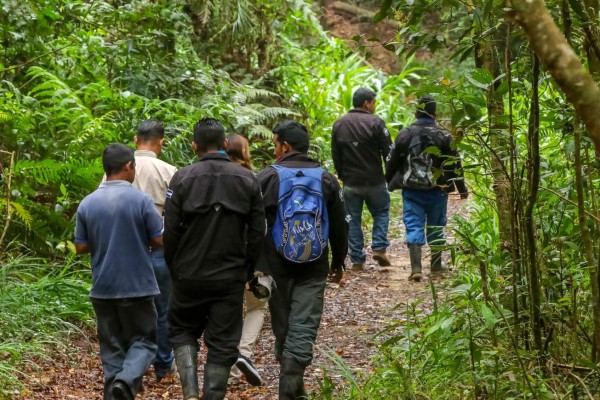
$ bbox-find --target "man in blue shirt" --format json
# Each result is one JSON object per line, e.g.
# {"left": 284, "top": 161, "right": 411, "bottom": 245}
{"left": 75, "top": 143, "right": 164, "bottom": 400}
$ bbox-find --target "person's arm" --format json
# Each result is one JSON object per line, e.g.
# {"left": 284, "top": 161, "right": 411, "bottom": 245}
{"left": 245, "top": 178, "right": 267, "bottom": 275}
{"left": 331, "top": 126, "right": 343, "bottom": 180}
{"left": 143, "top": 196, "right": 164, "bottom": 249}
{"left": 149, "top": 235, "right": 163, "bottom": 248}
{"left": 74, "top": 204, "right": 90, "bottom": 254}
{"left": 385, "top": 128, "right": 407, "bottom": 183}
{"left": 377, "top": 119, "right": 393, "bottom": 161}
{"left": 163, "top": 173, "right": 184, "bottom": 267}
{"left": 443, "top": 135, "right": 468, "bottom": 198}
{"left": 75, "top": 242, "right": 90, "bottom": 254}
{"left": 325, "top": 174, "right": 348, "bottom": 271}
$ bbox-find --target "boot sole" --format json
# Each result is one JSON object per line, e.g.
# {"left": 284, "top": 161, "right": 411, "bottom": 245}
{"left": 235, "top": 358, "right": 262, "bottom": 386}
{"left": 408, "top": 273, "right": 422, "bottom": 282}
{"left": 373, "top": 254, "right": 391, "bottom": 267}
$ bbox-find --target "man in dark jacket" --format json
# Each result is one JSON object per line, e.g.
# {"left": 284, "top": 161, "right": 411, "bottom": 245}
{"left": 332, "top": 87, "right": 393, "bottom": 270}
{"left": 257, "top": 120, "right": 348, "bottom": 399}
{"left": 386, "top": 96, "right": 468, "bottom": 281}
{"left": 163, "top": 118, "right": 265, "bottom": 400}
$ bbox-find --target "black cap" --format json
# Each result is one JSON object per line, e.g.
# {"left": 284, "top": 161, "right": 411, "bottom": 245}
{"left": 272, "top": 120, "right": 309, "bottom": 154}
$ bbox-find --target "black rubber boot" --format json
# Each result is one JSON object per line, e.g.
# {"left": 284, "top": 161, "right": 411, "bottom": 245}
{"left": 174, "top": 345, "right": 199, "bottom": 400}
{"left": 279, "top": 357, "right": 307, "bottom": 400}
{"left": 408, "top": 244, "right": 423, "bottom": 282}
{"left": 202, "top": 363, "right": 230, "bottom": 400}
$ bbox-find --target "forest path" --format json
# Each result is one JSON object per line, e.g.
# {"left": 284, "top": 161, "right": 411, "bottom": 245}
{"left": 20, "top": 197, "right": 467, "bottom": 400}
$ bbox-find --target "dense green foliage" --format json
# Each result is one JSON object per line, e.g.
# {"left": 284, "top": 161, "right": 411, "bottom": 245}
{"left": 2, "top": 0, "right": 600, "bottom": 398}
{"left": 0, "top": 0, "right": 416, "bottom": 393}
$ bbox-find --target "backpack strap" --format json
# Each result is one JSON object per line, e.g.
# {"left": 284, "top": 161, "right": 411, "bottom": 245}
{"left": 272, "top": 165, "right": 324, "bottom": 183}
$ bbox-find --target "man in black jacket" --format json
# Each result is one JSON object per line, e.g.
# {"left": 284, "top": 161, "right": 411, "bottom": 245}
{"left": 257, "top": 120, "right": 348, "bottom": 399}
{"left": 163, "top": 118, "right": 265, "bottom": 400}
{"left": 332, "top": 87, "right": 393, "bottom": 270}
{"left": 385, "top": 96, "right": 468, "bottom": 281}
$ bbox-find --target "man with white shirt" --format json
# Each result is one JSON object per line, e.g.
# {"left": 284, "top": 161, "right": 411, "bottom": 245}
{"left": 133, "top": 119, "right": 177, "bottom": 381}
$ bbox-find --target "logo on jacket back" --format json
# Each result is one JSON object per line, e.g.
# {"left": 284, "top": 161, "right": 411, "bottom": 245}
{"left": 403, "top": 127, "right": 441, "bottom": 189}
{"left": 271, "top": 165, "right": 329, "bottom": 263}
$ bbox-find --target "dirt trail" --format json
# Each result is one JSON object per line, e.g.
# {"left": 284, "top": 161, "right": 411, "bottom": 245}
{"left": 19, "top": 198, "right": 467, "bottom": 400}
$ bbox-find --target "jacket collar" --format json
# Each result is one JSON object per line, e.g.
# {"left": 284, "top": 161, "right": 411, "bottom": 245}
{"left": 349, "top": 108, "right": 371, "bottom": 115}
{"left": 276, "top": 151, "right": 318, "bottom": 164}
{"left": 199, "top": 151, "right": 231, "bottom": 162}
{"left": 415, "top": 117, "right": 436, "bottom": 125}
{"left": 100, "top": 180, "right": 132, "bottom": 188}
{"left": 134, "top": 149, "right": 157, "bottom": 158}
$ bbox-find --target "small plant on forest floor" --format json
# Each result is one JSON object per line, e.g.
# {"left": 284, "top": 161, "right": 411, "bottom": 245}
{"left": 314, "top": 272, "right": 568, "bottom": 399}
{"left": 0, "top": 252, "right": 93, "bottom": 395}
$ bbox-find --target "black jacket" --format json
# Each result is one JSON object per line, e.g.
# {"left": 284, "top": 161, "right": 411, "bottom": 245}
{"left": 163, "top": 152, "right": 265, "bottom": 282}
{"left": 331, "top": 109, "right": 392, "bottom": 187}
{"left": 257, "top": 152, "right": 348, "bottom": 277}
{"left": 385, "top": 120, "right": 468, "bottom": 194}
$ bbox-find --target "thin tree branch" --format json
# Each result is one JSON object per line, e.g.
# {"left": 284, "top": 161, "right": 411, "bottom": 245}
{"left": 0, "top": 150, "right": 15, "bottom": 250}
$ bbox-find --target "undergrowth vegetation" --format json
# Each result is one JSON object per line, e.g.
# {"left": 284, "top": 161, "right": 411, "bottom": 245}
{"left": 2, "top": 0, "right": 600, "bottom": 398}
{"left": 0, "top": 252, "right": 92, "bottom": 392}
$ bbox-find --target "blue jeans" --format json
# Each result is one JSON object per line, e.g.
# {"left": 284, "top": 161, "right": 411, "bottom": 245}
{"left": 343, "top": 184, "right": 390, "bottom": 264}
{"left": 151, "top": 249, "right": 174, "bottom": 372}
{"left": 91, "top": 296, "right": 157, "bottom": 400}
{"left": 402, "top": 188, "right": 448, "bottom": 246}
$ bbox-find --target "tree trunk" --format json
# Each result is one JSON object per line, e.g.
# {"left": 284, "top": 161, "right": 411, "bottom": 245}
{"left": 474, "top": 32, "right": 513, "bottom": 252}
{"left": 573, "top": 120, "right": 600, "bottom": 362}
{"left": 508, "top": 0, "right": 600, "bottom": 153}
{"left": 525, "top": 54, "right": 543, "bottom": 352}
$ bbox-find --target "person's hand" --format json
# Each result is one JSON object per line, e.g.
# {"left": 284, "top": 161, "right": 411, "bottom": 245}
{"left": 329, "top": 265, "right": 344, "bottom": 283}
{"left": 460, "top": 192, "right": 469, "bottom": 200}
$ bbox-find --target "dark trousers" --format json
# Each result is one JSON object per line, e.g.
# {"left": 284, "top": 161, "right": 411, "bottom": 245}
{"left": 169, "top": 279, "right": 244, "bottom": 367}
{"left": 91, "top": 296, "right": 158, "bottom": 400}
{"left": 268, "top": 270, "right": 327, "bottom": 367}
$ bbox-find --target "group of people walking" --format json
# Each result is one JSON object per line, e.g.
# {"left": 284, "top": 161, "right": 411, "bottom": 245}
{"left": 73, "top": 89, "right": 467, "bottom": 400}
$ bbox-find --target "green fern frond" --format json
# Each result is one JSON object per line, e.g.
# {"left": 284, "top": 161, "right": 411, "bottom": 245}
{"left": 232, "top": 0, "right": 256, "bottom": 36}
{"left": 244, "top": 88, "right": 280, "bottom": 102}
{"left": 247, "top": 124, "right": 273, "bottom": 140}
{"left": 15, "top": 160, "right": 67, "bottom": 185}
{"left": 260, "top": 106, "right": 300, "bottom": 119}
{"left": 9, "top": 201, "right": 32, "bottom": 228}
{"left": 200, "top": 0, "right": 213, "bottom": 26}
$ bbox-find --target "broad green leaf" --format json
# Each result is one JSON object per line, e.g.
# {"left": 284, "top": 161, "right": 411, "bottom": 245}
{"left": 481, "top": 303, "right": 497, "bottom": 330}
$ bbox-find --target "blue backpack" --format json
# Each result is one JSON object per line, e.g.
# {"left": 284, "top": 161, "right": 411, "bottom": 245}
{"left": 271, "top": 165, "right": 329, "bottom": 263}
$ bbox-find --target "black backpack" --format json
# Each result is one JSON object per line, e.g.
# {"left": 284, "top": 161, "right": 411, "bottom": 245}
{"left": 402, "top": 126, "right": 441, "bottom": 189}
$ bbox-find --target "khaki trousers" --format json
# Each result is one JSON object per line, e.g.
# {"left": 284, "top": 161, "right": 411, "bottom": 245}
{"left": 230, "top": 290, "right": 268, "bottom": 380}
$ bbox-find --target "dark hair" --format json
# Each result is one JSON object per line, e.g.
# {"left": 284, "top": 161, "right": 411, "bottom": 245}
{"left": 352, "top": 87, "right": 376, "bottom": 108}
{"left": 416, "top": 96, "right": 436, "bottom": 119}
{"left": 193, "top": 118, "right": 225, "bottom": 152}
{"left": 137, "top": 119, "right": 164, "bottom": 142}
{"left": 272, "top": 120, "right": 310, "bottom": 154}
{"left": 226, "top": 134, "right": 253, "bottom": 170}
{"left": 103, "top": 143, "right": 134, "bottom": 176}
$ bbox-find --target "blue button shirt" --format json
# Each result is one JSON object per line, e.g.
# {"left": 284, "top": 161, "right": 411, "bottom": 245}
{"left": 75, "top": 180, "right": 162, "bottom": 299}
